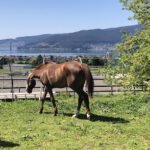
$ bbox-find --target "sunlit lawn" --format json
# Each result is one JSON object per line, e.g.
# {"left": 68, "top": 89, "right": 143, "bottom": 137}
{"left": 0, "top": 94, "right": 150, "bottom": 149}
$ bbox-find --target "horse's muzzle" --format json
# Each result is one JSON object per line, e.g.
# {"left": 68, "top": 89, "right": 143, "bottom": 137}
{"left": 26, "top": 88, "right": 32, "bottom": 94}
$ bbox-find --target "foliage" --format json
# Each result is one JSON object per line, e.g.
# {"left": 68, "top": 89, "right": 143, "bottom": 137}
{"left": 82, "top": 56, "right": 107, "bottom": 66}
{"left": 0, "top": 57, "right": 9, "bottom": 65}
{"left": 0, "top": 94, "right": 149, "bottom": 149}
{"left": 106, "top": 0, "right": 150, "bottom": 90}
{"left": 31, "top": 55, "right": 43, "bottom": 67}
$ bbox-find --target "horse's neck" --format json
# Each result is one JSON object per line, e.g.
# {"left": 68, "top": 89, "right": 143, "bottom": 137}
{"left": 31, "top": 69, "right": 41, "bottom": 79}
{"left": 31, "top": 62, "right": 56, "bottom": 79}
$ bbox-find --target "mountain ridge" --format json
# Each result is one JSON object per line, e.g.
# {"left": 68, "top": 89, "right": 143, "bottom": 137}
{"left": 0, "top": 24, "right": 141, "bottom": 52}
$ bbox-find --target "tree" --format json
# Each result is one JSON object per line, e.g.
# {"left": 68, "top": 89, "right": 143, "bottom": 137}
{"left": 0, "top": 57, "right": 9, "bottom": 65}
{"left": 31, "top": 55, "right": 43, "bottom": 66}
{"left": 106, "top": 0, "right": 150, "bottom": 89}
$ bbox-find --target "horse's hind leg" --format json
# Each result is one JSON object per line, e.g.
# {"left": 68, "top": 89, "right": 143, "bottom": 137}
{"left": 49, "top": 90, "right": 58, "bottom": 116}
{"left": 39, "top": 89, "right": 47, "bottom": 114}
{"left": 72, "top": 95, "right": 83, "bottom": 118}
{"left": 72, "top": 90, "right": 91, "bottom": 119}
{"left": 82, "top": 91, "right": 91, "bottom": 120}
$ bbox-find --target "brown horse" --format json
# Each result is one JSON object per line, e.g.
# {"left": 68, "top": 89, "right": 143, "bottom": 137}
{"left": 26, "top": 61, "right": 94, "bottom": 119}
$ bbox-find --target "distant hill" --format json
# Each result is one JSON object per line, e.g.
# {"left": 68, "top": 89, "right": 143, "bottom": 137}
{"left": 0, "top": 34, "right": 51, "bottom": 50}
{"left": 0, "top": 25, "right": 141, "bottom": 53}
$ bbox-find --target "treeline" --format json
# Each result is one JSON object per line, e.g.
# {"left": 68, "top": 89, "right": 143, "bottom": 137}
{"left": 82, "top": 56, "right": 107, "bottom": 66}
{"left": 0, "top": 55, "right": 107, "bottom": 68}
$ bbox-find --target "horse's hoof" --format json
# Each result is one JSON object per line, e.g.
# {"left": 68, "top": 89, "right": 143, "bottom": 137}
{"left": 72, "top": 114, "right": 78, "bottom": 118}
{"left": 53, "top": 113, "right": 57, "bottom": 116}
{"left": 87, "top": 113, "right": 91, "bottom": 120}
{"left": 54, "top": 109, "right": 58, "bottom": 116}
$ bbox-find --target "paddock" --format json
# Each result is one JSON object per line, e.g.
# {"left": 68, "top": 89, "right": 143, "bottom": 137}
{"left": 0, "top": 68, "right": 149, "bottom": 149}
{"left": 0, "top": 94, "right": 149, "bottom": 149}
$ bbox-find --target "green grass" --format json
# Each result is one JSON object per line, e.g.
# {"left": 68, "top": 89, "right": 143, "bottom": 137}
{"left": 0, "top": 68, "right": 30, "bottom": 74}
{"left": 0, "top": 94, "right": 150, "bottom": 149}
{"left": 89, "top": 66, "right": 104, "bottom": 75}
{"left": 0, "top": 69, "right": 10, "bottom": 74}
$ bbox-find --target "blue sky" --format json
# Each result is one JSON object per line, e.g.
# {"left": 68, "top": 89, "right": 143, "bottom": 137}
{"left": 0, "top": 0, "right": 137, "bottom": 39}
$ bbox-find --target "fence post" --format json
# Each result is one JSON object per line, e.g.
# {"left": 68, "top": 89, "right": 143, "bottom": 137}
{"left": 111, "top": 81, "right": 113, "bottom": 95}
{"left": 66, "top": 87, "right": 71, "bottom": 97}
{"left": 133, "top": 85, "right": 136, "bottom": 95}
{"left": 8, "top": 63, "right": 14, "bottom": 101}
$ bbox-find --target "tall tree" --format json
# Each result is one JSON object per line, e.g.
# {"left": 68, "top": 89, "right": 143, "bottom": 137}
{"left": 106, "top": 0, "right": 150, "bottom": 89}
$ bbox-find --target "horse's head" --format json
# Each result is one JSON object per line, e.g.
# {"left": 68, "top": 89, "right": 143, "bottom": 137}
{"left": 26, "top": 76, "right": 36, "bottom": 93}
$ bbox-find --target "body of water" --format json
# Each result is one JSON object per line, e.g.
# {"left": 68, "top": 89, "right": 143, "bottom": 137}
{"left": 0, "top": 50, "right": 105, "bottom": 57}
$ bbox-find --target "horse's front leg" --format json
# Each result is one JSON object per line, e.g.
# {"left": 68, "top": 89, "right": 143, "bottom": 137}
{"left": 49, "top": 90, "right": 58, "bottom": 116}
{"left": 39, "top": 89, "right": 47, "bottom": 114}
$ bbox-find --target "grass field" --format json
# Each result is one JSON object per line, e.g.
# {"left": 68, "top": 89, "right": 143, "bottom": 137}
{"left": 0, "top": 94, "right": 150, "bottom": 149}
{"left": 89, "top": 66, "right": 104, "bottom": 75}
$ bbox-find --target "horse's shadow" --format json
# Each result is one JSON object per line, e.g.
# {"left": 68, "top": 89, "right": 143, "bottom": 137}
{"left": 63, "top": 113, "right": 129, "bottom": 123}
{"left": 43, "top": 111, "right": 129, "bottom": 123}
{"left": 0, "top": 140, "right": 20, "bottom": 148}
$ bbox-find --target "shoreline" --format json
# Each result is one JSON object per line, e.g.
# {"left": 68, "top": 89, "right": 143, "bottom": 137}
{"left": 0, "top": 52, "right": 105, "bottom": 57}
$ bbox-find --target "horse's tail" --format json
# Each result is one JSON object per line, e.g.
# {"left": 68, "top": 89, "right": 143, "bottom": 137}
{"left": 82, "top": 63, "right": 94, "bottom": 98}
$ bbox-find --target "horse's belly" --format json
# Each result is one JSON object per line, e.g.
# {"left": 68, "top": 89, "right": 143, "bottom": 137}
{"left": 52, "top": 80, "right": 67, "bottom": 88}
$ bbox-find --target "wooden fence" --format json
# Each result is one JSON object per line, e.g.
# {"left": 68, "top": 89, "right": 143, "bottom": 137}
{"left": 0, "top": 76, "right": 147, "bottom": 100}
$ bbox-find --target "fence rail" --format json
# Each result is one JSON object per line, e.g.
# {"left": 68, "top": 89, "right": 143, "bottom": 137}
{"left": 0, "top": 76, "right": 147, "bottom": 100}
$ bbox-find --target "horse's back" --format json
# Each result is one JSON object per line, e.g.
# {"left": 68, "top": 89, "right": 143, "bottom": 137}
{"left": 61, "top": 61, "right": 85, "bottom": 88}
{"left": 63, "top": 61, "right": 82, "bottom": 72}
{"left": 33, "top": 61, "right": 86, "bottom": 88}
